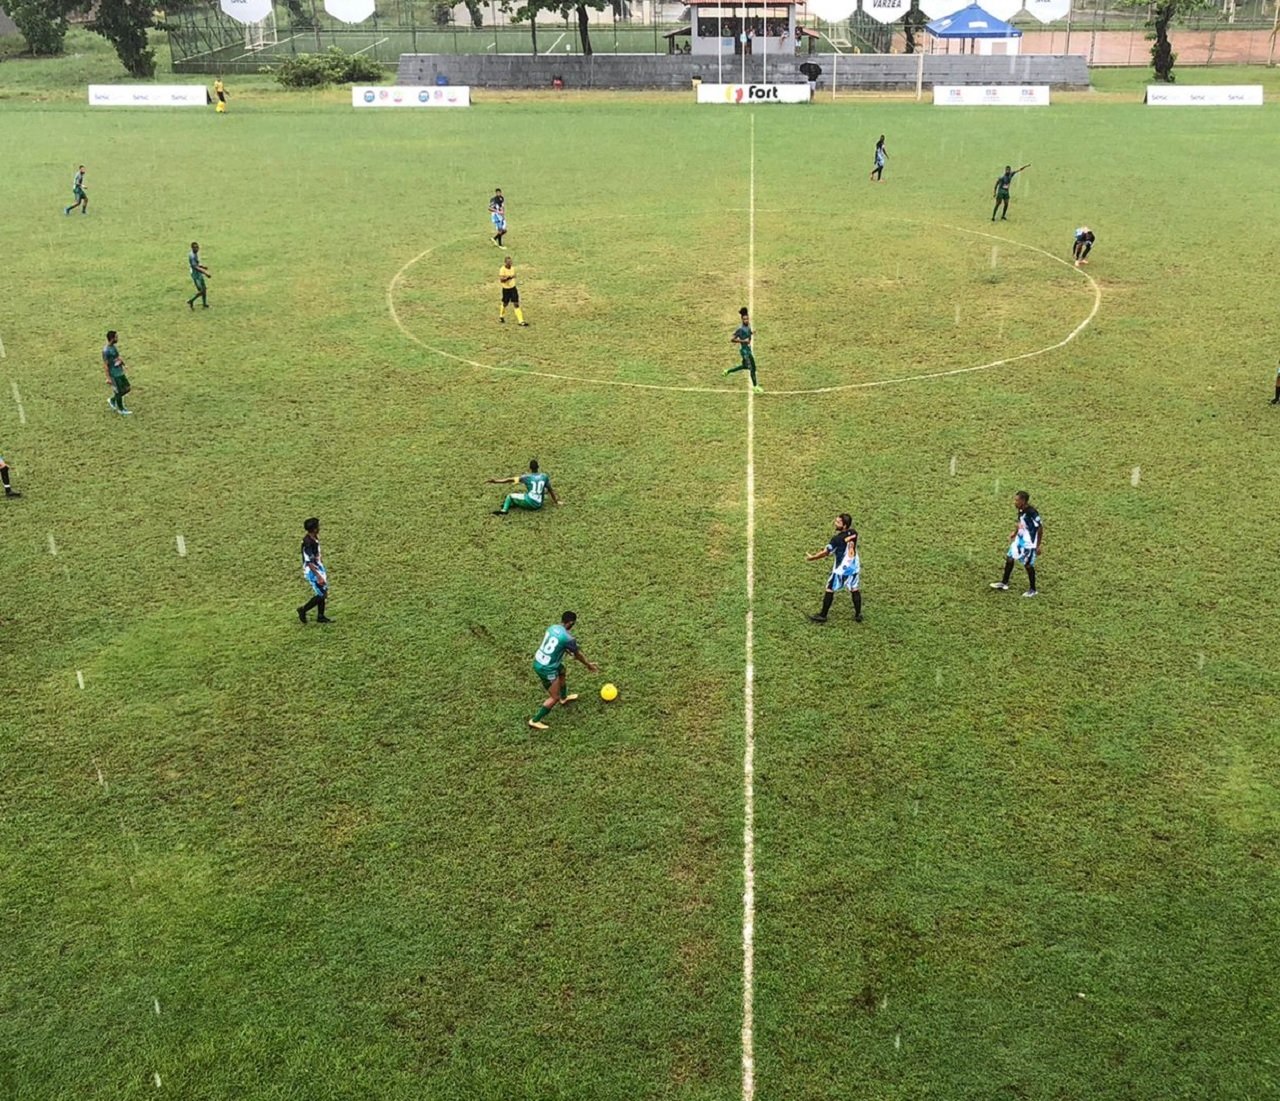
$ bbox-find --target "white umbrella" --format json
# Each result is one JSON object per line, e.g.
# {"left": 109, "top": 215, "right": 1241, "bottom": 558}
{"left": 1023, "top": 0, "right": 1069, "bottom": 21}
{"left": 219, "top": 0, "right": 272, "bottom": 24}
{"left": 324, "top": 0, "right": 375, "bottom": 22}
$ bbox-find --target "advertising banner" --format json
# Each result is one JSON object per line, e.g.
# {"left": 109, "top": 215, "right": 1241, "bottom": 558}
{"left": 88, "top": 85, "right": 208, "bottom": 106}
{"left": 933, "top": 84, "right": 1050, "bottom": 106}
{"left": 861, "top": 0, "right": 911, "bottom": 23}
{"left": 1145, "top": 85, "right": 1262, "bottom": 106}
{"left": 352, "top": 85, "right": 472, "bottom": 107}
{"left": 695, "top": 83, "right": 812, "bottom": 104}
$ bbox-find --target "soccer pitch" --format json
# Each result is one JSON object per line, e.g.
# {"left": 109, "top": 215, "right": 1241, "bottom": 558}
{"left": 2, "top": 80, "right": 1279, "bottom": 1099}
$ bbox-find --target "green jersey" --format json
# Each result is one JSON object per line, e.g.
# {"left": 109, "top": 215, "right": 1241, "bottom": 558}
{"left": 533, "top": 623, "right": 578, "bottom": 673}
{"left": 520, "top": 472, "right": 550, "bottom": 504}
{"left": 735, "top": 324, "right": 754, "bottom": 358}
{"left": 102, "top": 342, "right": 123, "bottom": 376}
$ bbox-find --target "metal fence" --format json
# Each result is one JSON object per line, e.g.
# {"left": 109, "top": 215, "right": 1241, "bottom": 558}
{"left": 167, "top": 0, "right": 1280, "bottom": 72}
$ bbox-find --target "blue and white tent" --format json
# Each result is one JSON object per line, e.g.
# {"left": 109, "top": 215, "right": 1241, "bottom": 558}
{"left": 926, "top": 3, "right": 1022, "bottom": 38}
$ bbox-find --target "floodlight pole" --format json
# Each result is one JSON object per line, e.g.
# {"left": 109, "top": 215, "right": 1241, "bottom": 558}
{"left": 762, "top": 8, "right": 768, "bottom": 82}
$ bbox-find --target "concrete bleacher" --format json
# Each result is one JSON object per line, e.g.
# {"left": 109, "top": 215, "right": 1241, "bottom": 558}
{"left": 395, "top": 53, "right": 1090, "bottom": 91}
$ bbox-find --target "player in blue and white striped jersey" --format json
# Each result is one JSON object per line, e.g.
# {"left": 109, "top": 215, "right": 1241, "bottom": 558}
{"left": 991, "top": 491, "right": 1043, "bottom": 597}
{"left": 807, "top": 513, "right": 862, "bottom": 623}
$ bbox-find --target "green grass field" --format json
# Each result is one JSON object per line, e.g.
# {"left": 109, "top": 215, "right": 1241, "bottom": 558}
{"left": 2, "top": 74, "right": 1279, "bottom": 1100}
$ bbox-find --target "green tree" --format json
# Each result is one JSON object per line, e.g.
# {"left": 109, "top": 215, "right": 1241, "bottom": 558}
{"left": 8, "top": 0, "right": 80, "bottom": 55}
{"left": 88, "top": 0, "right": 157, "bottom": 76}
{"left": 570, "top": 0, "right": 608, "bottom": 56}
{"left": 1126, "top": 0, "right": 1215, "bottom": 81}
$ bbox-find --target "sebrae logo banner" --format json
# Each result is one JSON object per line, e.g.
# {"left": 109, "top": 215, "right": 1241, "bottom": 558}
{"left": 933, "top": 85, "right": 1050, "bottom": 106}
{"left": 696, "top": 83, "right": 811, "bottom": 104}
{"left": 351, "top": 85, "right": 472, "bottom": 107}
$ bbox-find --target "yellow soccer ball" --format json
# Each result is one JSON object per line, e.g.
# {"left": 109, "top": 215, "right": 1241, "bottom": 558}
{"left": 600, "top": 683, "right": 618, "bottom": 702}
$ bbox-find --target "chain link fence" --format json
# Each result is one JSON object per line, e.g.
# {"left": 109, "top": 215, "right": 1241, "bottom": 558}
{"left": 167, "top": 0, "right": 1280, "bottom": 72}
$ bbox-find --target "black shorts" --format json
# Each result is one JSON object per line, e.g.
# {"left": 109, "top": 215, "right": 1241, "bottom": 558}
{"left": 502, "top": 287, "right": 519, "bottom": 306}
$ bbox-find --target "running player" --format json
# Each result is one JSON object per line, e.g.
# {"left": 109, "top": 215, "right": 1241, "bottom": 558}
{"left": 102, "top": 330, "right": 132, "bottom": 415}
{"left": 498, "top": 255, "right": 527, "bottom": 325}
{"left": 64, "top": 165, "right": 88, "bottom": 216}
{"left": 807, "top": 513, "right": 862, "bottom": 623}
{"left": 529, "top": 611, "right": 598, "bottom": 731}
{"left": 489, "top": 188, "right": 506, "bottom": 247}
{"left": 991, "top": 163, "right": 1030, "bottom": 222}
{"left": 0, "top": 454, "right": 21, "bottom": 498}
{"left": 187, "top": 242, "right": 211, "bottom": 310}
{"left": 297, "top": 517, "right": 333, "bottom": 624}
{"left": 1072, "top": 226, "right": 1095, "bottom": 266}
{"left": 990, "top": 491, "right": 1042, "bottom": 597}
{"left": 724, "top": 307, "right": 762, "bottom": 393}
{"left": 488, "top": 458, "right": 559, "bottom": 516}
{"left": 870, "top": 135, "right": 888, "bottom": 182}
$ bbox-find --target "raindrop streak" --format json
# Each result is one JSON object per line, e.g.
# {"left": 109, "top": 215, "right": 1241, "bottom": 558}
{"left": 949, "top": 455, "right": 957, "bottom": 477}
{"left": 1130, "top": 466, "right": 1141, "bottom": 487}
{"left": 76, "top": 670, "right": 85, "bottom": 690}
{"left": 47, "top": 533, "right": 58, "bottom": 556}
{"left": 175, "top": 535, "right": 187, "bottom": 557}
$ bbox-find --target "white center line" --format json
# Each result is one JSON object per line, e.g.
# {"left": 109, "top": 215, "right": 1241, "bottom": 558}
{"left": 11, "top": 380, "right": 25, "bottom": 425}
{"left": 742, "top": 111, "right": 757, "bottom": 1101}
{"left": 1130, "top": 466, "right": 1141, "bottom": 487}
{"left": 76, "top": 670, "right": 85, "bottom": 690}
{"left": 175, "top": 535, "right": 187, "bottom": 557}
{"left": 47, "top": 533, "right": 58, "bottom": 556}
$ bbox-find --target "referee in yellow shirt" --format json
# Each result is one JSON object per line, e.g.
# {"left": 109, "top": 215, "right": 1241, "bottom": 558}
{"left": 498, "top": 256, "right": 527, "bottom": 326}
{"left": 214, "top": 77, "right": 227, "bottom": 113}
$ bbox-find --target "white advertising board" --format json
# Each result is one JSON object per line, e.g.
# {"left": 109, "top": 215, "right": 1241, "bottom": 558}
{"left": 933, "top": 84, "right": 1050, "bottom": 106}
{"left": 696, "top": 83, "right": 811, "bottom": 104}
{"left": 352, "top": 85, "right": 472, "bottom": 107}
{"left": 1145, "top": 84, "right": 1262, "bottom": 106}
{"left": 88, "top": 84, "right": 207, "bottom": 106}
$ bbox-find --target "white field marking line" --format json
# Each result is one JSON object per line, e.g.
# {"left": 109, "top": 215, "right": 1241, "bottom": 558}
{"left": 77, "top": 670, "right": 85, "bottom": 690}
{"left": 386, "top": 246, "right": 735, "bottom": 395}
{"left": 741, "top": 110, "right": 757, "bottom": 1101}
{"left": 0, "top": 332, "right": 6, "bottom": 356}
{"left": 47, "top": 533, "right": 58, "bottom": 556}
{"left": 352, "top": 36, "right": 388, "bottom": 56}
{"left": 175, "top": 534, "right": 187, "bottom": 557}
{"left": 388, "top": 220, "right": 1099, "bottom": 398}
{"left": 154, "top": 997, "right": 161, "bottom": 1015}
{"left": 949, "top": 455, "right": 957, "bottom": 476}
{"left": 546, "top": 30, "right": 567, "bottom": 52}
{"left": 1130, "top": 466, "right": 1141, "bottom": 487}
{"left": 11, "top": 380, "right": 25, "bottom": 424}
{"left": 769, "top": 228, "right": 1102, "bottom": 396}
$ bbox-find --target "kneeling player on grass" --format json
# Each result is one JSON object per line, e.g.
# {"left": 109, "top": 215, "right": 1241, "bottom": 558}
{"left": 529, "top": 611, "right": 598, "bottom": 731}
{"left": 488, "top": 458, "right": 559, "bottom": 516}
{"left": 807, "top": 513, "right": 862, "bottom": 623}
{"left": 1073, "top": 227, "right": 1095, "bottom": 266}
{"left": 991, "top": 490, "right": 1042, "bottom": 597}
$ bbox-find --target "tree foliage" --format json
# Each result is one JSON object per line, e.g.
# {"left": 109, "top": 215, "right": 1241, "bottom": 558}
{"left": 902, "top": 0, "right": 926, "bottom": 54}
{"left": 1122, "top": 0, "right": 1215, "bottom": 82}
{"left": 8, "top": 0, "right": 78, "bottom": 56}
{"left": 88, "top": 0, "right": 157, "bottom": 76}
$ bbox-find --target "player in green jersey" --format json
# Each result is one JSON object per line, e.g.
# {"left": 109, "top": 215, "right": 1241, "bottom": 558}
{"left": 187, "top": 242, "right": 211, "bottom": 310}
{"left": 529, "top": 611, "right": 599, "bottom": 731}
{"left": 64, "top": 166, "right": 88, "bottom": 216}
{"left": 992, "top": 163, "right": 1030, "bottom": 222}
{"left": 102, "top": 330, "right": 132, "bottom": 415}
{"left": 724, "top": 306, "right": 762, "bottom": 393}
{"left": 488, "top": 458, "right": 560, "bottom": 516}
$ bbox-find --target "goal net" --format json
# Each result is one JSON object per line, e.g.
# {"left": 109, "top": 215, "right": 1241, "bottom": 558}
{"left": 830, "top": 50, "right": 927, "bottom": 99}
{"left": 243, "top": 10, "right": 279, "bottom": 51}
